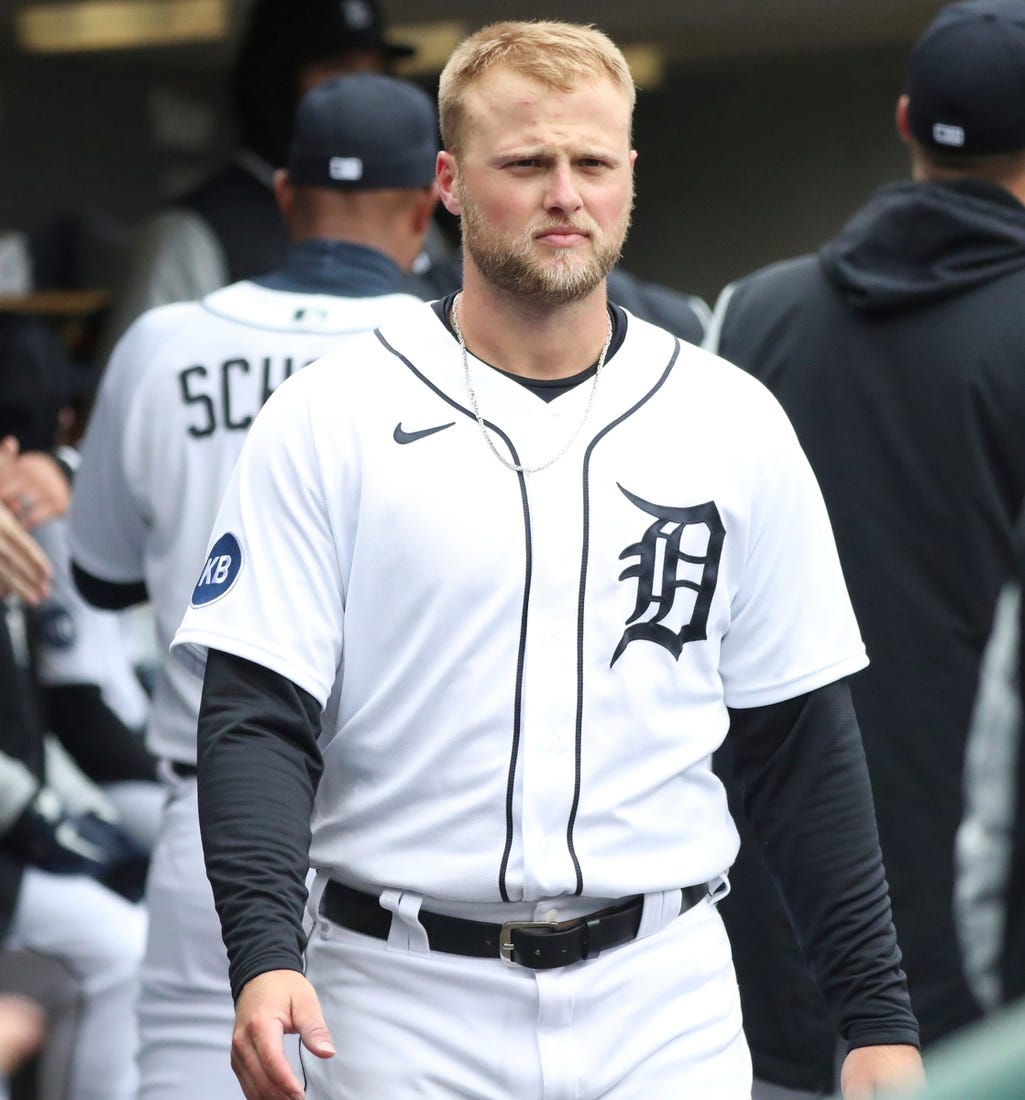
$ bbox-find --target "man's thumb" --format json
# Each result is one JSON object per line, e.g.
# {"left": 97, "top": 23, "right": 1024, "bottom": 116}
{"left": 293, "top": 991, "right": 335, "bottom": 1059}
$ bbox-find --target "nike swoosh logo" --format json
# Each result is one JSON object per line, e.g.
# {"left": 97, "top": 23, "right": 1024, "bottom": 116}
{"left": 393, "top": 422, "right": 455, "bottom": 445}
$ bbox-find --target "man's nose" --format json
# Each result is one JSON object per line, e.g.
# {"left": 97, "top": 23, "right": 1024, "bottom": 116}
{"left": 544, "top": 165, "right": 583, "bottom": 214}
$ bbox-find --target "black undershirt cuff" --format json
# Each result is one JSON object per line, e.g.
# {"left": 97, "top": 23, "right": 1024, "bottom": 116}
{"left": 71, "top": 562, "right": 148, "bottom": 611}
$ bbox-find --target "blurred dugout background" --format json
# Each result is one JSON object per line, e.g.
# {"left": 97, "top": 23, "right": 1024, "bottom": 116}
{"left": 0, "top": 0, "right": 948, "bottom": 308}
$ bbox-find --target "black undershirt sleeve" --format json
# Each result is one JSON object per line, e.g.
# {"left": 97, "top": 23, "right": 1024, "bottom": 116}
{"left": 727, "top": 680, "right": 920, "bottom": 1050}
{"left": 196, "top": 640, "right": 917, "bottom": 1041}
{"left": 71, "top": 562, "right": 148, "bottom": 611}
{"left": 43, "top": 683, "right": 157, "bottom": 782}
{"left": 197, "top": 649, "right": 323, "bottom": 1002}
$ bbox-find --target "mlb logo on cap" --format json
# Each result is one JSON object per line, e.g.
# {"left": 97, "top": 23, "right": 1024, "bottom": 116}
{"left": 330, "top": 157, "right": 364, "bottom": 181}
{"left": 932, "top": 122, "right": 966, "bottom": 146}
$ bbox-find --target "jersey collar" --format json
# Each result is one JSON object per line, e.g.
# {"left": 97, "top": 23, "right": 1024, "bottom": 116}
{"left": 253, "top": 239, "right": 406, "bottom": 298}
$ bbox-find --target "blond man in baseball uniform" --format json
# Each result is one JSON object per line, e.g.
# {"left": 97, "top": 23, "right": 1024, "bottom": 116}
{"left": 175, "top": 21, "right": 923, "bottom": 1100}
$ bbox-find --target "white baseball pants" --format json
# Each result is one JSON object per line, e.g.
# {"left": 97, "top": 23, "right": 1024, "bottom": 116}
{"left": 2, "top": 867, "right": 145, "bottom": 1100}
{"left": 138, "top": 768, "right": 300, "bottom": 1100}
{"left": 301, "top": 882, "right": 751, "bottom": 1098}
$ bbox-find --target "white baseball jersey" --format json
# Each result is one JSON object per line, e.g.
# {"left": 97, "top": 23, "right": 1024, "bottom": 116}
{"left": 32, "top": 516, "right": 150, "bottom": 731}
{"left": 69, "top": 279, "right": 427, "bottom": 763}
{"left": 174, "top": 302, "right": 867, "bottom": 901}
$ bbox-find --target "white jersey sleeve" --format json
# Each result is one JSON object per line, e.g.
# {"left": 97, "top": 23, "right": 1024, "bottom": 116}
{"left": 173, "top": 364, "right": 346, "bottom": 706}
{"left": 69, "top": 313, "right": 162, "bottom": 586}
{"left": 717, "top": 377, "right": 866, "bottom": 708}
{"left": 71, "top": 278, "right": 426, "bottom": 764}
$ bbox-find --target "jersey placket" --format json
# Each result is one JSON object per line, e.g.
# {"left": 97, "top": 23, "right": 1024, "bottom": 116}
{"left": 513, "top": 422, "right": 592, "bottom": 900}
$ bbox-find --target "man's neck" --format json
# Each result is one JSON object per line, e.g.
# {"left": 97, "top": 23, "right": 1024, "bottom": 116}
{"left": 456, "top": 265, "right": 611, "bottom": 381}
{"left": 911, "top": 151, "right": 1025, "bottom": 207}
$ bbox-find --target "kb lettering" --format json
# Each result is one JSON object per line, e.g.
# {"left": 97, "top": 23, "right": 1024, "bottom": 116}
{"left": 200, "top": 554, "right": 233, "bottom": 586}
{"left": 191, "top": 533, "right": 243, "bottom": 607}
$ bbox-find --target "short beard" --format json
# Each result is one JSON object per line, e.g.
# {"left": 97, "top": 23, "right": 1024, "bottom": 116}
{"left": 458, "top": 184, "right": 632, "bottom": 308}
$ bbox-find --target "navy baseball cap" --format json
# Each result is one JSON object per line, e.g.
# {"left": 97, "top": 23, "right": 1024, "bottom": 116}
{"left": 907, "top": 0, "right": 1025, "bottom": 154}
{"left": 287, "top": 73, "right": 438, "bottom": 190}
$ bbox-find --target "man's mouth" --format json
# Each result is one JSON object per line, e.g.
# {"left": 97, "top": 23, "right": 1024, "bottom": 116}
{"left": 536, "top": 227, "right": 589, "bottom": 246}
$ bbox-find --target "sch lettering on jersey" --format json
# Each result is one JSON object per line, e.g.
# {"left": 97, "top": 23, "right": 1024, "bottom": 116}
{"left": 611, "top": 485, "right": 725, "bottom": 666}
{"left": 191, "top": 533, "right": 244, "bottom": 607}
{"left": 177, "top": 356, "right": 316, "bottom": 438}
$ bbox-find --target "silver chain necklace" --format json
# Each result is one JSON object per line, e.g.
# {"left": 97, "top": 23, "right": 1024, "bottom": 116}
{"left": 451, "top": 292, "right": 613, "bottom": 475}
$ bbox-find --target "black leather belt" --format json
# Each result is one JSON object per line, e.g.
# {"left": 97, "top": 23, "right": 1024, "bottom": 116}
{"left": 320, "top": 881, "right": 708, "bottom": 970}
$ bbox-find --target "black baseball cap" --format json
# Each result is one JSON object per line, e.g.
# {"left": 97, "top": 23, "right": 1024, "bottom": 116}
{"left": 245, "top": 0, "right": 414, "bottom": 66}
{"left": 0, "top": 316, "right": 97, "bottom": 452}
{"left": 907, "top": 0, "right": 1025, "bottom": 154}
{"left": 287, "top": 73, "right": 438, "bottom": 190}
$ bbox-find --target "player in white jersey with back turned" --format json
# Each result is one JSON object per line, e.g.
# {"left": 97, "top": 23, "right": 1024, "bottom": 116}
{"left": 174, "top": 21, "right": 924, "bottom": 1100}
{"left": 67, "top": 73, "right": 438, "bottom": 1100}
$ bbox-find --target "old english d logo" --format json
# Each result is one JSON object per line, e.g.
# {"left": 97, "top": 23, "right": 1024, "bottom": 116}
{"left": 611, "top": 485, "right": 725, "bottom": 666}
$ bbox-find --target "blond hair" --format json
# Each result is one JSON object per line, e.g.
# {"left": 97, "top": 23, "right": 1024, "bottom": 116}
{"left": 438, "top": 21, "right": 636, "bottom": 153}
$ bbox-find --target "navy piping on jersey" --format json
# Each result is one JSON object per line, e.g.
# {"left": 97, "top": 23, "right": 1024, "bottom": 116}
{"left": 377, "top": 300, "right": 628, "bottom": 901}
{"left": 568, "top": 338, "right": 683, "bottom": 894}
{"left": 373, "top": 328, "right": 532, "bottom": 903}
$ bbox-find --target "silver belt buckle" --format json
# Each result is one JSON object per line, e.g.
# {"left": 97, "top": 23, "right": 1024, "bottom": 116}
{"left": 499, "top": 919, "right": 558, "bottom": 967}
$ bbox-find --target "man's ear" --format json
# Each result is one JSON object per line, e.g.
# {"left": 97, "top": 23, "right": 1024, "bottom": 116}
{"left": 437, "top": 152, "right": 462, "bottom": 216}
{"left": 895, "top": 94, "right": 913, "bottom": 145}
{"left": 273, "top": 169, "right": 294, "bottom": 222}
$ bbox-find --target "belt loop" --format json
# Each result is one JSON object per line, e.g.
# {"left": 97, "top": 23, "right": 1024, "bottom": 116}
{"left": 708, "top": 874, "right": 731, "bottom": 905}
{"left": 637, "top": 888, "right": 682, "bottom": 940}
{"left": 379, "top": 889, "right": 430, "bottom": 955}
{"left": 581, "top": 916, "right": 601, "bottom": 961}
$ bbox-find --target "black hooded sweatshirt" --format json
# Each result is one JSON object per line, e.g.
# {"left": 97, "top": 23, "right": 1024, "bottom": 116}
{"left": 711, "top": 178, "right": 1025, "bottom": 1090}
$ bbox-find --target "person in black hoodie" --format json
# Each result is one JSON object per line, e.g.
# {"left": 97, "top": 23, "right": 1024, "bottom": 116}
{"left": 705, "top": 1, "right": 1025, "bottom": 1095}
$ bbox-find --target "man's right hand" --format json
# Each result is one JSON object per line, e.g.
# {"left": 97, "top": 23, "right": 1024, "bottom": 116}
{"left": 0, "top": 499, "right": 51, "bottom": 604}
{"left": 232, "top": 970, "right": 335, "bottom": 1100}
{"left": 0, "top": 437, "right": 72, "bottom": 531}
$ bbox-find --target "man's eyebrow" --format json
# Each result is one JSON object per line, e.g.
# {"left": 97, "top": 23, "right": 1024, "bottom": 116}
{"left": 490, "top": 144, "right": 621, "bottom": 163}
{"left": 490, "top": 146, "right": 546, "bottom": 160}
